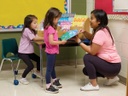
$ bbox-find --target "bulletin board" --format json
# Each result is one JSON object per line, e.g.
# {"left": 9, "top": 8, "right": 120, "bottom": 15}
{"left": 0, "top": 0, "right": 65, "bottom": 27}
{"left": 95, "top": 0, "right": 128, "bottom": 14}
{"left": 113, "top": 0, "right": 128, "bottom": 12}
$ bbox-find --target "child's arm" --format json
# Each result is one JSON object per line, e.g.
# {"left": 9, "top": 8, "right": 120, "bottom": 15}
{"left": 49, "top": 34, "right": 67, "bottom": 45}
{"left": 33, "top": 35, "right": 44, "bottom": 41}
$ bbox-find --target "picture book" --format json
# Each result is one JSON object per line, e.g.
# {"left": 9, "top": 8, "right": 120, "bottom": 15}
{"left": 72, "top": 15, "right": 88, "bottom": 27}
{"left": 60, "top": 29, "right": 78, "bottom": 40}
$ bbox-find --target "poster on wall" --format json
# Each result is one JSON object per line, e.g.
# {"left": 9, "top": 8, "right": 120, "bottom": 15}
{"left": 95, "top": 0, "right": 128, "bottom": 14}
{"left": 113, "top": 0, "right": 128, "bottom": 12}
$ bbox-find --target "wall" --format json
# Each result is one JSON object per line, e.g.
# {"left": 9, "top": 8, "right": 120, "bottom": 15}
{"left": 108, "top": 20, "right": 128, "bottom": 78}
{"left": 0, "top": 0, "right": 65, "bottom": 26}
{"left": 95, "top": 0, "right": 128, "bottom": 14}
{"left": 71, "top": 0, "right": 86, "bottom": 15}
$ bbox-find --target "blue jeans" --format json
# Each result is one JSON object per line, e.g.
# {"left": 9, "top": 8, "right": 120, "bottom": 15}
{"left": 45, "top": 53, "right": 57, "bottom": 84}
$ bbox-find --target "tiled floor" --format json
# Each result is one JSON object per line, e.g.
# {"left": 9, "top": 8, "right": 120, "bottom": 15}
{"left": 0, "top": 65, "right": 126, "bottom": 96}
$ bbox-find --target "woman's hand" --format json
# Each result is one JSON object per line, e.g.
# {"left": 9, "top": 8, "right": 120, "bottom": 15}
{"left": 75, "top": 36, "right": 81, "bottom": 43}
{"left": 79, "top": 29, "right": 85, "bottom": 33}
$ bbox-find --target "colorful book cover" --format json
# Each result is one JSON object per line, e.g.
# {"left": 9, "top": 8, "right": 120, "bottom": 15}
{"left": 72, "top": 15, "right": 88, "bottom": 27}
{"left": 60, "top": 29, "right": 78, "bottom": 40}
{"left": 58, "top": 13, "right": 75, "bottom": 30}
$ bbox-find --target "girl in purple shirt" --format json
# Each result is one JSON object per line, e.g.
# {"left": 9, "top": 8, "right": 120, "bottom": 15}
{"left": 43, "top": 7, "right": 67, "bottom": 94}
{"left": 18, "top": 15, "right": 43, "bottom": 85}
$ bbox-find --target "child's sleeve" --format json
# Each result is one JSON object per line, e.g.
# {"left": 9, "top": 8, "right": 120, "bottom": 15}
{"left": 47, "top": 26, "right": 56, "bottom": 34}
{"left": 24, "top": 28, "right": 35, "bottom": 40}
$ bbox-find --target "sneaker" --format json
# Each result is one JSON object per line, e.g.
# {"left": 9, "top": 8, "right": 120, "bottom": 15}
{"left": 53, "top": 79, "right": 62, "bottom": 89}
{"left": 80, "top": 82, "right": 99, "bottom": 91}
{"left": 104, "top": 76, "right": 119, "bottom": 86}
{"left": 45, "top": 85, "right": 59, "bottom": 94}
{"left": 19, "top": 78, "right": 29, "bottom": 85}
{"left": 33, "top": 71, "right": 43, "bottom": 79}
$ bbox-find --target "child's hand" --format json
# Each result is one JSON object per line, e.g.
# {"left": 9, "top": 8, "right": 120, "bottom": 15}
{"left": 61, "top": 40, "right": 67, "bottom": 45}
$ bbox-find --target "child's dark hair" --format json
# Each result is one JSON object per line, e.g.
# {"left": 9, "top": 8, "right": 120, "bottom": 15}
{"left": 43, "top": 7, "right": 62, "bottom": 29}
{"left": 22, "top": 14, "right": 37, "bottom": 35}
{"left": 91, "top": 9, "right": 114, "bottom": 45}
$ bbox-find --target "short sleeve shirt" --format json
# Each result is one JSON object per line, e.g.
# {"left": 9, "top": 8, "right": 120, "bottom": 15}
{"left": 18, "top": 28, "right": 35, "bottom": 54}
{"left": 92, "top": 28, "right": 121, "bottom": 63}
{"left": 44, "top": 26, "right": 59, "bottom": 54}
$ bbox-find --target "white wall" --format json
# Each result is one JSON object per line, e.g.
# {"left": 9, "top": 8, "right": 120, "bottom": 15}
{"left": 86, "top": 0, "right": 128, "bottom": 78}
{"left": 108, "top": 20, "right": 128, "bottom": 78}
{"left": 86, "top": 0, "right": 94, "bottom": 17}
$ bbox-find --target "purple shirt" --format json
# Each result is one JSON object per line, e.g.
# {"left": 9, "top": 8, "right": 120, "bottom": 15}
{"left": 44, "top": 26, "right": 59, "bottom": 54}
{"left": 18, "top": 28, "right": 35, "bottom": 54}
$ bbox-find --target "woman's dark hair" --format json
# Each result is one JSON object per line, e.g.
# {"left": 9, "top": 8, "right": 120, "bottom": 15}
{"left": 43, "top": 7, "right": 62, "bottom": 29}
{"left": 91, "top": 9, "right": 114, "bottom": 45}
{"left": 22, "top": 14, "right": 37, "bottom": 35}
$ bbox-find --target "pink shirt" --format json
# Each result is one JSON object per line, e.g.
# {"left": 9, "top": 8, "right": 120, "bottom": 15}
{"left": 92, "top": 28, "right": 121, "bottom": 63}
{"left": 18, "top": 28, "right": 35, "bottom": 54}
{"left": 44, "top": 26, "right": 59, "bottom": 54}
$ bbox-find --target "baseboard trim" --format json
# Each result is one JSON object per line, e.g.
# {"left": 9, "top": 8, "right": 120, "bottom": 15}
{"left": 118, "top": 75, "right": 126, "bottom": 85}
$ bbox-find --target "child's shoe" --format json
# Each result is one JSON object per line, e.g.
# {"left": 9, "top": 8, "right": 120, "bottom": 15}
{"left": 53, "top": 79, "right": 62, "bottom": 89}
{"left": 80, "top": 82, "right": 99, "bottom": 91}
{"left": 33, "top": 71, "right": 43, "bottom": 79}
{"left": 45, "top": 85, "right": 59, "bottom": 94}
{"left": 19, "top": 78, "right": 29, "bottom": 85}
{"left": 104, "top": 76, "right": 119, "bottom": 86}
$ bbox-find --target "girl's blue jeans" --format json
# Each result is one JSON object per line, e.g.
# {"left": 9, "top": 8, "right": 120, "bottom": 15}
{"left": 45, "top": 53, "right": 57, "bottom": 84}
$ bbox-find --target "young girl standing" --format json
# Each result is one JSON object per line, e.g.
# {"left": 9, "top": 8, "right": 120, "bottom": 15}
{"left": 43, "top": 7, "right": 67, "bottom": 94}
{"left": 18, "top": 15, "right": 44, "bottom": 85}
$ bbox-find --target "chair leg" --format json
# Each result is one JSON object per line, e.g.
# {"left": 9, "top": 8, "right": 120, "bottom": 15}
{"left": 0, "top": 59, "right": 5, "bottom": 71}
{"left": 10, "top": 60, "right": 17, "bottom": 80}
{"left": 16, "top": 59, "right": 21, "bottom": 71}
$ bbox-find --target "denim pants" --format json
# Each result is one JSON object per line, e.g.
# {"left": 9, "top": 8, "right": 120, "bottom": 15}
{"left": 45, "top": 53, "right": 57, "bottom": 84}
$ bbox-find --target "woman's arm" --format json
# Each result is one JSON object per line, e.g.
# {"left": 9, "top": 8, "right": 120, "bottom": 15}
{"left": 83, "top": 31, "right": 92, "bottom": 40}
{"left": 33, "top": 36, "right": 44, "bottom": 41}
{"left": 75, "top": 36, "right": 101, "bottom": 55}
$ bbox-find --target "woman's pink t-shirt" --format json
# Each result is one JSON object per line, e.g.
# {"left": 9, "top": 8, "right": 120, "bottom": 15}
{"left": 92, "top": 28, "right": 121, "bottom": 63}
{"left": 44, "top": 26, "right": 59, "bottom": 54}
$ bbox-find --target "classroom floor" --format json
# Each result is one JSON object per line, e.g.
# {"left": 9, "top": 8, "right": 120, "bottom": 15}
{"left": 0, "top": 65, "right": 126, "bottom": 96}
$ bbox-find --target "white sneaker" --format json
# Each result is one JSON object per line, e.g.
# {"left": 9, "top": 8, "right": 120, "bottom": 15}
{"left": 104, "top": 76, "right": 119, "bottom": 86}
{"left": 80, "top": 82, "right": 99, "bottom": 91}
{"left": 19, "top": 78, "right": 29, "bottom": 85}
